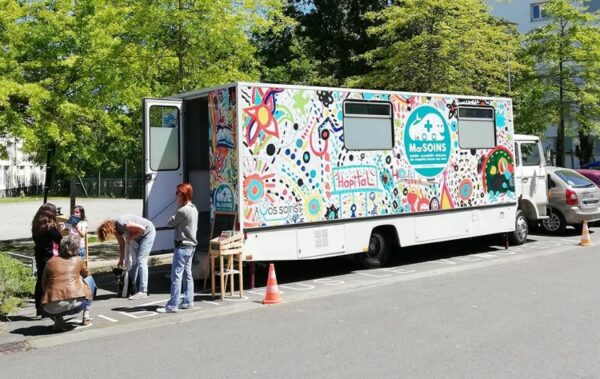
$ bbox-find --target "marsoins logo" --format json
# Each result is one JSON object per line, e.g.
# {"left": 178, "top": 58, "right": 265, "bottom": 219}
{"left": 404, "top": 105, "right": 451, "bottom": 178}
{"left": 214, "top": 184, "right": 234, "bottom": 212}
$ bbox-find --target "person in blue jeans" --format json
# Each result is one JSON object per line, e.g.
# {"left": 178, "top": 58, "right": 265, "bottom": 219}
{"left": 157, "top": 183, "right": 198, "bottom": 313}
{"left": 41, "top": 235, "right": 96, "bottom": 331}
{"left": 97, "top": 214, "right": 156, "bottom": 300}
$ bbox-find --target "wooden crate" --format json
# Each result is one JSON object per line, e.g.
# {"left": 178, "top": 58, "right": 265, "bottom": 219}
{"left": 209, "top": 231, "right": 244, "bottom": 300}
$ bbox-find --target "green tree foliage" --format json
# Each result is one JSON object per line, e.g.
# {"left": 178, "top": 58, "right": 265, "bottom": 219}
{"left": 123, "top": 0, "right": 285, "bottom": 94}
{"left": 349, "top": 0, "right": 521, "bottom": 96}
{"left": 257, "top": 0, "right": 390, "bottom": 86}
{"left": 300, "top": 0, "right": 390, "bottom": 86}
{"left": 1, "top": 0, "right": 140, "bottom": 180}
{"left": 516, "top": 0, "right": 600, "bottom": 166}
{"left": 255, "top": 3, "right": 321, "bottom": 84}
{"left": 0, "top": 0, "right": 286, "bottom": 192}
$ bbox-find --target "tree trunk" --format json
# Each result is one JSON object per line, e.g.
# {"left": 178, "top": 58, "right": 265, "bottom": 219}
{"left": 578, "top": 129, "right": 594, "bottom": 167}
{"left": 69, "top": 177, "right": 76, "bottom": 215}
{"left": 556, "top": 58, "right": 565, "bottom": 167}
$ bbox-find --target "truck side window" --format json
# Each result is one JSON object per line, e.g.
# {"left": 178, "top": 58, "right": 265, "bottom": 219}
{"left": 520, "top": 142, "right": 541, "bottom": 166}
{"left": 457, "top": 106, "right": 496, "bottom": 149}
{"left": 149, "top": 105, "right": 180, "bottom": 171}
{"left": 343, "top": 101, "right": 393, "bottom": 150}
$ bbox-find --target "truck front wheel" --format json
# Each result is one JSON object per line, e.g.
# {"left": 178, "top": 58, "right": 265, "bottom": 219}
{"left": 510, "top": 209, "right": 528, "bottom": 245}
{"left": 357, "top": 232, "right": 389, "bottom": 269}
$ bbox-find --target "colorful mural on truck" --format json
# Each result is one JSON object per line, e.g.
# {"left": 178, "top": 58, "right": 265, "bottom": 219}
{"left": 236, "top": 85, "right": 515, "bottom": 229}
{"left": 209, "top": 88, "right": 238, "bottom": 214}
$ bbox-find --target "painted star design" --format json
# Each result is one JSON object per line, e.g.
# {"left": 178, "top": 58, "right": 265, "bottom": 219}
{"left": 243, "top": 88, "right": 284, "bottom": 146}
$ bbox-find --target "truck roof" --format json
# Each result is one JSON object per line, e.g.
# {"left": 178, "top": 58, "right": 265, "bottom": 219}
{"left": 514, "top": 134, "right": 540, "bottom": 141}
{"left": 156, "top": 82, "right": 513, "bottom": 102}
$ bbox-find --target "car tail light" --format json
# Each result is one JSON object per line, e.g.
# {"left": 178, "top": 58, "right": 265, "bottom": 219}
{"left": 566, "top": 189, "right": 578, "bottom": 205}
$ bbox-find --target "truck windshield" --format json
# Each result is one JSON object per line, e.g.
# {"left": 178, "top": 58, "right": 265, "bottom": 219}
{"left": 555, "top": 170, "right": 595, "bottom": 188}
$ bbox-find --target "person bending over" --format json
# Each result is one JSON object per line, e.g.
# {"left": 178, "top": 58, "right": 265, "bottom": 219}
{"left": 97, "top": 215, "right": 156, "bottom": 300}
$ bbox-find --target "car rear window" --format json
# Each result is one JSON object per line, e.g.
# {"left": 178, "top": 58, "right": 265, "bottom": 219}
{"left": 555, "top": 170, "right": 595, "bottom": 188}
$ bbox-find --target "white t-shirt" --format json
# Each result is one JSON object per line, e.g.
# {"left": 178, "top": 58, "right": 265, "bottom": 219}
{"left": 69, "top": 221, "right": 88, "bottom": 248}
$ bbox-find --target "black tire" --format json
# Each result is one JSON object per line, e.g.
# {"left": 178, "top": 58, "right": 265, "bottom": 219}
{"left": 541, "top": 210, "right": 566, "bottom": 234}
{"left": 357, "top": 232, "right": 389, "bottom": 269}
{"left": 510, "top": 209, "right": 528, "bottom": 245}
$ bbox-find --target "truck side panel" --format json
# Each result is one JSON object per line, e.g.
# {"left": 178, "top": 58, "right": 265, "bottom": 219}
{"left": 238, "top": 85, "right": 516, "bottom": 231}
{"left": 208, "top": 87, "right": 239, "bottom": 227}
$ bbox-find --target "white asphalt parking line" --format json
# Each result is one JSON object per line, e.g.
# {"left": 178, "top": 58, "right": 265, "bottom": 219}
{"left": 279, "top": 283, "right": 315, "bottom": 291}
{"left": 118, "top": 311, "right": 157, "bottom": 319}
{"left": 223, "top": 297, "right": 250, "bottom": 302}
{"left": 139, "top": 298, "right": 170, "bottom": 306}
{"left": 560, "top": 239, "right": 581, "bottom": 243}
{"left": 98, "top": 315, "right": 118, "bottom": 323}
{"left": 355, "top": 272, "right": 392, "bottom": 278}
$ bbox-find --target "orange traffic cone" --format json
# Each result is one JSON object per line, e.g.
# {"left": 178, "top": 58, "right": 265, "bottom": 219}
{"left": 262, "top": 263, "right": 282, "bottom": 304}
{"left": 580, "top": 221, "right": 592, "bottom": 247}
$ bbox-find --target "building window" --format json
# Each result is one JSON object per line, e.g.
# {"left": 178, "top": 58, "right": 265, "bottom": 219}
{"left": 531, "top": 2, "right": 546, "bottom": 21}
{"left": 343, "top": 101, "right": 393, "bottom": 150}
{"left": 457, "top": 106, "right": 496, "bottom": 149}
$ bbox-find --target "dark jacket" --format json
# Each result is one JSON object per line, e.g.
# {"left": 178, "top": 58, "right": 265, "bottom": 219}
{"left": 41, "top": 257, "right": 92, "bottom": 304}
{"left": 33, "top": 228, "right": 62, "bottom": 263}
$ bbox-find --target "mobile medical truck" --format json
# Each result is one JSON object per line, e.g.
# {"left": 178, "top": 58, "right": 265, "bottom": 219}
{"left": 143, "top": 83, "right": 547, "bottom": 268}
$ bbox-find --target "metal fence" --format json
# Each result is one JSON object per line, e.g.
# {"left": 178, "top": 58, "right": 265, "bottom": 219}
{"left": 56, "top": 178, "right": 143, "bottom": 199}
{"left": 0, "top": 184, "right": 45, "bottom": 198}
{"left": 0, "top": 177, "right": 142, "bottom": 199}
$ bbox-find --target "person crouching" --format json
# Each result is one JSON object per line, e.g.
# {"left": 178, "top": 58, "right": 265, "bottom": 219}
{"left": 41, "top": 235, "right": 96, "bottom": 332}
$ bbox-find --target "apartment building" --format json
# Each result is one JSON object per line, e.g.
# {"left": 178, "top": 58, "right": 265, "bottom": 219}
{"left": 0, "top": 136, "right": 45, "bottom": 197}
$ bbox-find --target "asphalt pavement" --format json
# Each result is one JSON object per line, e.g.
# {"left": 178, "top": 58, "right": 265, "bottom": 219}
{"left": 0, "top": 198, "right": 142, "bottom": 241}
{"left": 1, "top": 230, "right": 599, "bottom": 377}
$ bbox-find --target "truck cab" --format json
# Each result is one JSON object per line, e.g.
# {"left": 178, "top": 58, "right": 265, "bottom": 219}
{"left": 511, "top": 134, "right": 548, "bottom": 244}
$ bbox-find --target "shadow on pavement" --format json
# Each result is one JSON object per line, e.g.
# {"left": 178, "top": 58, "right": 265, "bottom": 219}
{"left": 112, "top": 306, "right": 160, "bottom": 313}
{"left": 10, "top": 325, "right": 54, "bottom": 337}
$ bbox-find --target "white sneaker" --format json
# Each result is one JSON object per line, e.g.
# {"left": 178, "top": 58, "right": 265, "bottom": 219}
{"left": 128, "top": 292, "right": 148, "bottom": 300}
{"left": 156, "top": 307, "right": 177, "bottom": 313}
{"left": 180, "top": 303, "right": 193, "bottom": 310}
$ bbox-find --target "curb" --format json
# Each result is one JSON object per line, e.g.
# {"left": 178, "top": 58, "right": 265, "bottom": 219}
{"left": 88, "top": 253, "right": 174, "bottom": 273}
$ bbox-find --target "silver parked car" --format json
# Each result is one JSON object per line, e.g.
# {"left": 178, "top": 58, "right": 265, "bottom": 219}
{"left": 542, "top": 167, "right": 600, "bottom": 233}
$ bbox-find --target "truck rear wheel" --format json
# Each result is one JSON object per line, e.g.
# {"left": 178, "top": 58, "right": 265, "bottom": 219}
{"left": 510, "top": 209, "right": 528, "bottom": 245}
{"left": 357, "top": 232, "right": 389, "bottom": 269}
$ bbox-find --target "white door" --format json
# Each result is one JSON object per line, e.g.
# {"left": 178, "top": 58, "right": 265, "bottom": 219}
{"left": 143, "top": 98, "right": 184, "bottom": 252}
{"left": 515, "top": 141, "right": 548, "bottom": 218}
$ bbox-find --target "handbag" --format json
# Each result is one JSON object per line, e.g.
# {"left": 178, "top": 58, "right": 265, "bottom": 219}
{"left": 112, "top": 266, "right": 137, "bottom": 298}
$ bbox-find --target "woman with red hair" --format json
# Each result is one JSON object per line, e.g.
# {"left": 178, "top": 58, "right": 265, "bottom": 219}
{"left": 97, "top": 213, "right": 156, "bottom": 300}
{"left": 157, "top": 183, "right": 198, "bottom": 313}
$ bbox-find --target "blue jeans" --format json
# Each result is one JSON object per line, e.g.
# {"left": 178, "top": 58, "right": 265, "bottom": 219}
{"left": 83, "top": 275, "right": 96, "bottom": 311}
{"left": 129, "top": 229, "right": 156, "bottom": 293}
{"left": 165, "top": 246, "right": 195, "bottom": 310}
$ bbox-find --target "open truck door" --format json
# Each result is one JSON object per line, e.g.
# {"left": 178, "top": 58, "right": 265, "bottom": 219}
{"left": 143, "top": 98, "right": 184, "bottom": 252}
